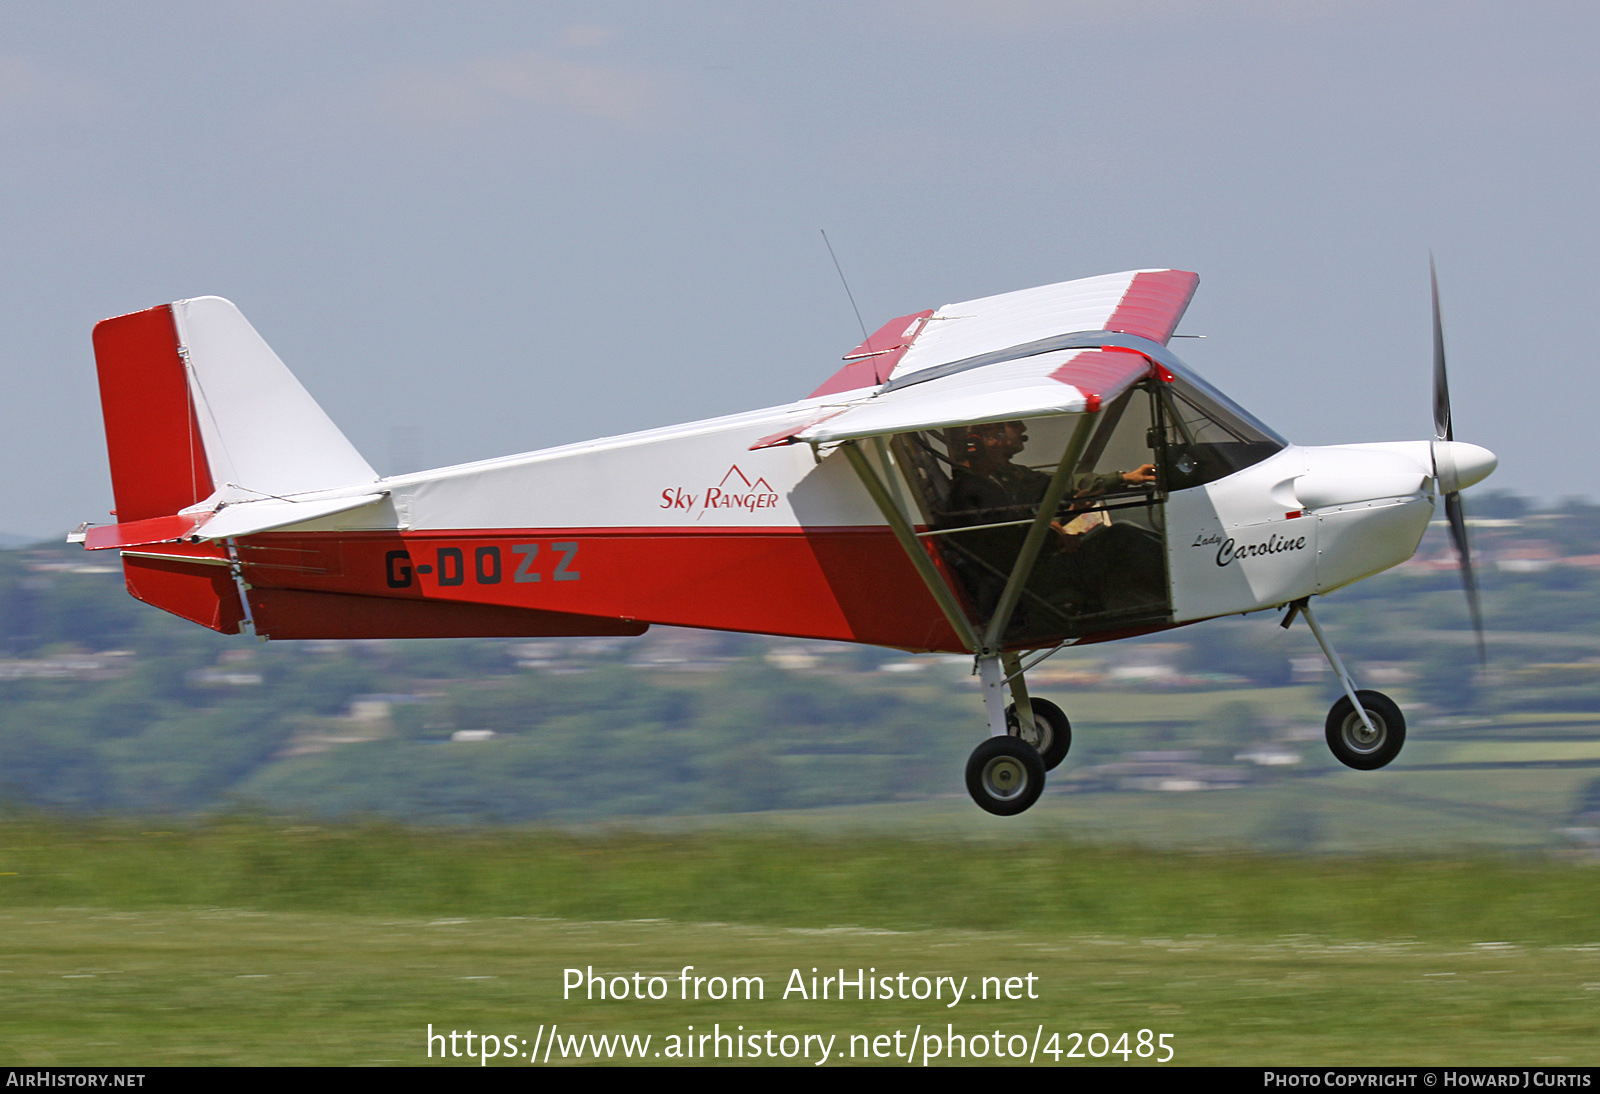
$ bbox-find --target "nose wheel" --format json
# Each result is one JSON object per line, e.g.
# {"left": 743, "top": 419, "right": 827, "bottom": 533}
{"left": 966, "top": 736, "right": 1046, "bottom": 816}
{"left": 1285, "top": 598, "right": 1409, "bottom": 772}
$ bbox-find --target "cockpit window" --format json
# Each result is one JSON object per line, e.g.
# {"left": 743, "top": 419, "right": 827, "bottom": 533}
{"left": 889, "top": 407, "right": 1170, "bottom": 644}
{"left": 876, "top": 360, "right": 1285, "bottom": 643}
{"left": 1155, "top": 376, "right": 1286, "bottom": 491}
{"left": 1162, "top": 360, "right": 1288, "bottom": 448}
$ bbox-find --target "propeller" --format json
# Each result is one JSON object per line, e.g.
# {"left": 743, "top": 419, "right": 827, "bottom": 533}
{"left": 1429, "top": 256, "right": 1487, "bottom": 665}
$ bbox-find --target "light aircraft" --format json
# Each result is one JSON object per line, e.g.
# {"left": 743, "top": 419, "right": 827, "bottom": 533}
{"left": 71, "top": 267, "right": 1495, "bottom": 815}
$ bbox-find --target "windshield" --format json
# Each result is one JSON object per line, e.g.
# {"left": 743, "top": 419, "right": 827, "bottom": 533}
{"left": 1154, "top": 371, "right": 1286, "bottom": 490}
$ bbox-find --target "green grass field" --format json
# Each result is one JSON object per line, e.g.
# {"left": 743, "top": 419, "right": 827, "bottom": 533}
{"left": 4, "top": 909, "right": 1598, "bottom": 1066}
{"left": 1, "top": 818, "right": 1598, "bottom": 1066}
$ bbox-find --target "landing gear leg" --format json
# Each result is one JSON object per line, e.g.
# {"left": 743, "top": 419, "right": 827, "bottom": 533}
{"left": 967, "top": 654, "right": 1046, "bottom": 815}
{"left": 978, "top": 654, "right": 1010, "bottom": 737}
{"left": 1290, "top": 598, "right": 1407, "bottom": 770}
{"left": 1003, "top": 652, "right": 1071, "bottom": 771}
{"left": 1004, "top": 652, "right": 1037, "bottom": 741}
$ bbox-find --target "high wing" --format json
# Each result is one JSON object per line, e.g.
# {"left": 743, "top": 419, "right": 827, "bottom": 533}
{"left": 795, "top": 346, "right": 1151, "bottom": 443}
{"left": 887, "top": 268, "right": 1198, "bottom": 383}
{"left": 761, "top": 269, "right": 1197, "bottom": 448}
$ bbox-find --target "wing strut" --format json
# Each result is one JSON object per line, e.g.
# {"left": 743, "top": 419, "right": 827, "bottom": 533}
{"left": 980, "top": 411, "right": 1101, "bottom": 654}
{"left": 838, "top": 407, "right": 1101, "bottom": 660}
{"left": 839, "top": 441, "right": 980, "bottom": 653}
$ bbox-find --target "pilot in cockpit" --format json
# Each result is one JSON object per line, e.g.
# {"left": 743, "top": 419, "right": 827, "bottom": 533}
{"left": 940, "top": 419, "right": 1162, "bottom": 623}
{"left": 945, "top": 419, "right": 1155, "bottom": 535}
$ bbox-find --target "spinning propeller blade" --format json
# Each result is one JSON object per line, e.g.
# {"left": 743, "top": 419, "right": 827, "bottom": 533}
{"left": 1432, "top": 256, "right": 1452, "bottom": 444}
{"left": 1444, "top": 490, "right": 1486, "bottom": 664}
{"left": 1429, "top": 257, "right": 1486, "bottom": 664}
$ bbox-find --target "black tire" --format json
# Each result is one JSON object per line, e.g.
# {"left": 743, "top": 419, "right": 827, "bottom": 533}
{"left": 965, "top": 736, "right": 1047, "bottom": 816}
{"left": 1325, "top": 690, "right": 1406, "bottom": 770}
{"left": 1006, "top": 697, "right": 1072, "bottom": 771}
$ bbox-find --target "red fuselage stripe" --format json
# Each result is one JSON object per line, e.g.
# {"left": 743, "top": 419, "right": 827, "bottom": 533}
{"left": 235, "top": 526, "right": 965, "bottom": 651}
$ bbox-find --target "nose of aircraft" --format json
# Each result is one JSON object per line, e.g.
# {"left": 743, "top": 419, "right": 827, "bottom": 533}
{"left": 1431, "top": 440, "right": 1497, "bottom": 495}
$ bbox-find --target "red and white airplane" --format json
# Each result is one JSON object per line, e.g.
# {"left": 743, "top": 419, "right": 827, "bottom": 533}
{"left": 73, "top": 267, "right": 1496, "bottom": 814}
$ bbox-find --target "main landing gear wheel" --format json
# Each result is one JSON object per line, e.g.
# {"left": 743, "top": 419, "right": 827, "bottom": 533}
{"left": 966, "top": 736, "right": 1046, "bottom": 816}
{"left": 1325, "top": 689, "right": 1406, "bottom": 771}
{"left": 1006, "top": 697, "right": 1072, "bottom": 771}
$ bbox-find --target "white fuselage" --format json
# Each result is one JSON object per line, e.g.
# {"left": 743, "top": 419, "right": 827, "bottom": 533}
{"left": 280, "top": 370, "right": 1490, "bottom": 638}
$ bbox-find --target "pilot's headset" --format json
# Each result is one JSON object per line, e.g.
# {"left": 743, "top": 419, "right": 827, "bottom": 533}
{"left": 947, "top": 425, "right": 985, "bottom": 466}
{"left": 948, "top": 421, "right": 1023, "bottom": 467}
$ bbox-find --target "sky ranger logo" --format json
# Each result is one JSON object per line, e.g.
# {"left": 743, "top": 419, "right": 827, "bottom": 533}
{"left": 660, "top": 465, "right": 780, "bottom": 520}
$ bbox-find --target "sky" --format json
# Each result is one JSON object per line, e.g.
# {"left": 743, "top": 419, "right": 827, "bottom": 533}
{"left": 0, "top": 1, "right": 1594, "bottom": 538}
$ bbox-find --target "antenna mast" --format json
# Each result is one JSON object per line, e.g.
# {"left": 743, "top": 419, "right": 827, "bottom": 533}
{"left": 820, "top": 229, "right": 869, "bottom": 342}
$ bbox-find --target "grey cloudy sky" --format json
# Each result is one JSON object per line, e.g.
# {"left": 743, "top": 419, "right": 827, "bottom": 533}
{"left": 0, "top": 1, "right": 1592, "bottom": 537}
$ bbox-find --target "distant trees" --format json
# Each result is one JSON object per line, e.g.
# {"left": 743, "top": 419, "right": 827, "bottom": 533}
{"left": 1178, "top": 619, "right": 1294, "bottom": 686}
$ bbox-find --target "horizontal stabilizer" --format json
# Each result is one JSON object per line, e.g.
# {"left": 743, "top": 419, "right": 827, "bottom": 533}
{"left": 84, "top": 513, "right": 207, "bottom": 551}
{"left": 192, "top": 493, "right": 387, "bottom": 541}
{"left": 81, "top": 494, "right": 387, "bottom": 549}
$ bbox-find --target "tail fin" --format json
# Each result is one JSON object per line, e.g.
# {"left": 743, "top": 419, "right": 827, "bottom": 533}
{"left": 171, "top": 297, "right": 376, "bottom": 502}
{"left": 92, "top": 303, "right": 213, "bottom": 523}
{"left": 92, "top": 296, "right": 377, "bottom": 516}
{"left": 89, "top": 297, "right": 379, "bottom": 634}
